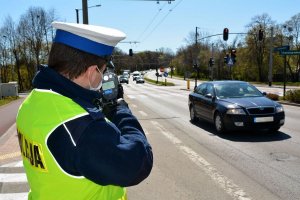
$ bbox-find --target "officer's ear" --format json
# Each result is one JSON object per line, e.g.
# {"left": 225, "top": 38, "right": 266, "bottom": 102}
{"left": 86, "top": 65, "right": 98, "bottom": 74}
{"left": 98, "top": 64, "right": 107, "bottom": 74}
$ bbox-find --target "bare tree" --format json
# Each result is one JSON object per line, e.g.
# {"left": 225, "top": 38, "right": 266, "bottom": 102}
{"left": 246, "top": 13, "right": 275, "bottom": 82}
{"left": 19, "top": 7, "right": 50, "bottom": 72}
{"left": 1, "top": 16, "right": 17, "bottom": 82}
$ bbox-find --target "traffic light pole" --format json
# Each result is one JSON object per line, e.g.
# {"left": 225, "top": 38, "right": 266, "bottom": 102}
{"left": 82, "top": 0, "right": 88, "bottom": 24}
{"left": 194, "top": 27, "right": 200, "bottom": 89}
{"left": 283, "top": 55, "right": 287, "bottom": 97}
{"left": 196, "top": 32, "right": 250, "bottom": 42}
{"left": 268, "top": 27, "right": 274, "bottom": 86}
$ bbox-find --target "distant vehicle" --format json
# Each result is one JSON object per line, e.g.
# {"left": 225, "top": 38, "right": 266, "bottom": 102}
{"left": 136, "top": 76, "right": 145, "bottom": 84}
{"left": 132, "top": 71, "right": 141, "bottom": 81}
{"left": 123, "top": 71, "right": 130, "bottom": 78}
{"left": 123, "top": 70, "right": 131, "bottom": 76}
{"left": 188, "top": 81, "right": 285, "bottom": 134}
{"left": 119, "top": 75, "right": 129, "bottom": 84}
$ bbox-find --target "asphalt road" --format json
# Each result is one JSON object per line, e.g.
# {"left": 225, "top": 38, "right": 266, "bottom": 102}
{"left": 124, "top": 80, "right": 300, "bottom": 200}
{"left": 0, "top": 80, "right": 300, "bottom": 200}
{"left": 0, "top": 97, "right": 24, "bottom": 138}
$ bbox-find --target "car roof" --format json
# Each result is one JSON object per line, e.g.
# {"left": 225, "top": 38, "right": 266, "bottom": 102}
{"left": 205, "top": 80, "right": 249, "bottom": 85}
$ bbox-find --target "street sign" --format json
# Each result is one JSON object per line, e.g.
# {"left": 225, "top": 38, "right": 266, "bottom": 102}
{"left": 280, "top": 50, "right": 300, "bottom": 55}
{"left": 274, "top": 45, "right": 290, "bottom": 52}
{"left": 163, "top": 72, "right": 168, "bottom": 77}
{"left": 227, "top": 58, "right": 233, "bottom": 66}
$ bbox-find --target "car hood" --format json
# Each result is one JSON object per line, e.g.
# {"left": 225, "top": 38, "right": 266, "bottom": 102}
{"left": 219, "top": 96, "right": 277, "bottom": 108}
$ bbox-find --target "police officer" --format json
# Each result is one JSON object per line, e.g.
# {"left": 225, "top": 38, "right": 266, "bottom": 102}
{"left": 16, "top": 21, "right": 153, "bottom": 200}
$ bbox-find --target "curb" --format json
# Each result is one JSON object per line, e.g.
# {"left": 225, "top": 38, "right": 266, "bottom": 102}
{"left": 278, "top": 101, "right": 300, "bottom": 107}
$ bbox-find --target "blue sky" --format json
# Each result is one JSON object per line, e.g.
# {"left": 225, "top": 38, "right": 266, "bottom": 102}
{"left": 1, "top": 0, "right": 299, "bottom": 53}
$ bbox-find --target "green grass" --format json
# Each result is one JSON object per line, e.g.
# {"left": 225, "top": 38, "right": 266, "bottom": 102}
{"left": 268, "top": 82, "right": 300, "bottom": 87}
{"left": 144, "top": 77, "right": 175, "bottom": 86}
{"left": 0, "top": 96, "right": 19, "bottom": 106}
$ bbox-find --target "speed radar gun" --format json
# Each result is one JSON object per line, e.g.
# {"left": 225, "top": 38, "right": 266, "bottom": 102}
{"left": 37, "top": 63, "right": 123, "bottom": 109}
{"left": 99, "top": 59, "right": 123, "bottom": 107}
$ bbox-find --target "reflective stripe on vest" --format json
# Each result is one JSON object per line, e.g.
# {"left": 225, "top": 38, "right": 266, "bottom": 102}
{"left": 16, "top": 89, "right": 127, "bottom": 200}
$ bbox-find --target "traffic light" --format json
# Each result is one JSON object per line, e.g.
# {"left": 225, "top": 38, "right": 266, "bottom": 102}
{"left": 209, "top": 58, "right": 214, "bottom": 67}
{"left": 258, "top": 29, "right": 264, "bottom": 41}
{"left": 224, "top": 54, "right": 229, "bottom": 64}
{"left": 193, "top": 63, "right": 198, "bottom": 70}
{"left": 129, "top": 49, "right": 133, "bottom": 56}
{"left": 223, "top": 28, "right": 229, "bottom": 41}
{"left": 231, "top": 49, "right": 236, "bottom": 64}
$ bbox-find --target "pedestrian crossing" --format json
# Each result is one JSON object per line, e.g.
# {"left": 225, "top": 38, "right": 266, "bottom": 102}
{"left": 123, "top": 82, "right": 190, "bottom": 100}
{"left": 0, "top": 161, "right": 29, "bottom": 200}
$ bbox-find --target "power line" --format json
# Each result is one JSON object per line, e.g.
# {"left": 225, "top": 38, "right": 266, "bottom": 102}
{"left": 136, "top": 2, "right": 167, "bottom": 41}
{"left": 141, "top": 0, "right": 184, "bottom": 42}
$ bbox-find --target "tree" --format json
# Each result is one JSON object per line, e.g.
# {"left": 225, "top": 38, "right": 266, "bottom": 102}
{"left": 283, "top": 13, "right": 300, "bottom": 81}
{"left": 245, "top": 13, "right": 275, "bottom": 82}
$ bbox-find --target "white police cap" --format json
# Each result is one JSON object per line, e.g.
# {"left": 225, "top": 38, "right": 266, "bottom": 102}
{"left": 52, "top": 21, "right": 126, "bottom": 57}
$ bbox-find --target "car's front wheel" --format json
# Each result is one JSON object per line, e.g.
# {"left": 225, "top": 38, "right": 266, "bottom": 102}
{"left": 214, "top": 112, "right": 226, "bottom": 134}
{"left": 190, "top": 105, "right": 198, "bottom": 123}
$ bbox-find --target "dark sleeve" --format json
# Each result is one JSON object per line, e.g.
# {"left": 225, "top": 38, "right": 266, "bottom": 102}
{"left": 75, "top": 106, "right": 153, "bottom": 187}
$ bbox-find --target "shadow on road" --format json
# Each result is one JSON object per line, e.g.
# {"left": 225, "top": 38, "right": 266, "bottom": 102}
{"left": 190, "top": 119, "right": 291, "bottom": 143}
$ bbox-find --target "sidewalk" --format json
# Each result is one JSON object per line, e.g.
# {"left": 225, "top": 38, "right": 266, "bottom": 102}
{"left": 0, "top": 124, "right": 22, "bottom": 166}
{"left": 145, "top": 72, "right": 300, "bottom": 107}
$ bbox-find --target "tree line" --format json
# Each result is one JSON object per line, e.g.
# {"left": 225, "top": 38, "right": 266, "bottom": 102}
{"left": 0, "top": 7, "right": 299, "bottom": 92}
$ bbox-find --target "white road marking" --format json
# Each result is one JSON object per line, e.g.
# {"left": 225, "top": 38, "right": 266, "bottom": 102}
{"left": 138, "top": 111, "right": 148, "bottom": 117}
{"left": 0, "top": 161, "right": 23, "bottom": 168}
{"left": 0, "top": 161, "right": 28, "bottom": 199}
{"left": 127, "top": 95, "right": 136, "bottom": 99}
{"left": 0, "top": 173, "right": 27, "bottom": 182}
{"left": 0, "top": 193, "right": 28, "bottom": 200}
{"left": 150, "top": 120, "right": 252, "bottom": 200}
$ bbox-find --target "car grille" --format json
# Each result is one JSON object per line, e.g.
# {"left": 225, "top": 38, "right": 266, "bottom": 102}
{"left": 247, "top": 107, "right": 275, "bottom": 115}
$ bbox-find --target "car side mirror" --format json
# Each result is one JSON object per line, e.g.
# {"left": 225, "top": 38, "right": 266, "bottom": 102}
{"left": 262, "top": 92, "right": 267, "bottom": 96}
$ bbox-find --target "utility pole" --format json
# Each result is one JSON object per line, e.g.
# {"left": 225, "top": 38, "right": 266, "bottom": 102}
{"left": 194, "top": 27, "right": 200, "bottom": 89}
{"left": 195, "top": 27, "right": 198, "bottom": 46}
{"left": 82, "top": 0, "right": 88, "bottom": 24}
{"left": 268, "top": 27, "right": 274, "bottom": 86}
{"left": 76, "top": 4, "right": 101, "bottom": 24}
{"left": 211, "top": 43, "right": 214, "bottom": 80}
{"left": 283, "top": 55, "right": 287, "bottom": 97}
{"left": 76, "top": 9, "right": 79, "bottom": 23}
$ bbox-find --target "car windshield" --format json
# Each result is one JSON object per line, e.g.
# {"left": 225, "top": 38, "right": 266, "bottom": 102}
{"left": 215, "top": 83, "right": 263, "bottom": 98}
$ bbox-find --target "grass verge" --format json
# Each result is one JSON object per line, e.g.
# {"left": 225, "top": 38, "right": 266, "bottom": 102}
{"left": 0, "top": 96, "right": 20, "bottom": 106}
{"left": 144, "top": 77, "right": 175, "bottom": 86}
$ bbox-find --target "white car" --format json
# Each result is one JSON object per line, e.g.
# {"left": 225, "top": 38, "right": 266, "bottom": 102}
{"left": 132, "top": 71, "right": 141, "bottom": 81}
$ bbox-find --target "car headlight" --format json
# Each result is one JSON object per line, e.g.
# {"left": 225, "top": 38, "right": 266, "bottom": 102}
{"left": 276, "top": 106, "right": 284, "bottom": 113}
{"left": 226, "top": 108, "right": 246, "bottom": 115}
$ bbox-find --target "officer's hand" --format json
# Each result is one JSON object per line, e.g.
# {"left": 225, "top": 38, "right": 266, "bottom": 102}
{"left": 117, "top": 84, "right": 124, "bottom": 99}
{"left": 102, "top": 103, "right": 117, "bottom": 121}
{"left": 117, "top": 98, "right": 128, "bottom": 108}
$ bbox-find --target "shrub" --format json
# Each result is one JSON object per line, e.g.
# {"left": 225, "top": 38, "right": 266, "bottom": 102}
{"left": 266, "top": 93, "right": 279, "bottom": 101}
{"left": 285, "top": 89, "right": 300, "bottom": 103}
